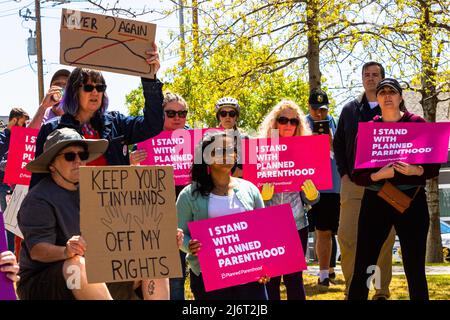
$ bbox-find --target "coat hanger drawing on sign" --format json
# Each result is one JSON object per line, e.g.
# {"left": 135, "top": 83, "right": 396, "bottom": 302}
{"left": 63, "top": 16, "right": 152, "bottom": 74}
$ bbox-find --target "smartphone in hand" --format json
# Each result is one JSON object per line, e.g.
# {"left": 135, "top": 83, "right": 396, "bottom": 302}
{"left": 312, "top": 120, "right": 330, "bottom": 135}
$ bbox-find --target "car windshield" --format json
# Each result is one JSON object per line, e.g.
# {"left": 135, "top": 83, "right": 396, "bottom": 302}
{"left": 441, "top": 220, "right": 450, "bottom": 234}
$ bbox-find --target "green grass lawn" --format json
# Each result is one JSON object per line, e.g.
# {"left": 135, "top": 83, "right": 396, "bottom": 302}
{"left": 184, "top": 273, "right": 450, "bottom": 300}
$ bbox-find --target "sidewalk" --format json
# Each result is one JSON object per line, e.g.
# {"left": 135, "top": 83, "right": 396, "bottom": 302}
{"left": 305, "top": 265, "right": 450, "bottom": 276}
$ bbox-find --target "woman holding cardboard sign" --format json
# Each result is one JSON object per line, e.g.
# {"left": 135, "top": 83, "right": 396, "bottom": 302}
{"left": 177, "top": 131, "right": 269, "bottom": 300}
{"left": 29, "top": 43, "right": 166, "bottom": 300}
{"left": 257, "top": 99, "right": 320, "bottom": 300}
{"left": 349, "top": 78, "right": 441, "bottom": 300}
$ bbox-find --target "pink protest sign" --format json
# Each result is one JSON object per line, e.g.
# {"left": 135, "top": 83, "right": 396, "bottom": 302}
{"left": 3, "top": 126, "right": 39, "bottom": 186}
{"left": 188, "top": 204, "right": 307, "bottom": 292}
{"left": 242, "top": 135, "right": 332, "bottom": 193}
{"left": 354, "top": 122, "right": 450, "bottom": 169}
{"left": 0, "top": 213, "right": 17, "bottom": 300}
{"left": 137, "top": 128, "right": 221, "bottom": 186}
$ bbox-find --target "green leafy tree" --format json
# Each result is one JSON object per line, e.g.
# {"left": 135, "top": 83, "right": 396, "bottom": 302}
{"left": 126, "top": 40, "right": 330, "bottom": 133}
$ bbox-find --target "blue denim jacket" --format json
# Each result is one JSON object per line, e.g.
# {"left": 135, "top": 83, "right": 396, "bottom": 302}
{"left": 29, "top": 78, "right": 164, "bottom": 188}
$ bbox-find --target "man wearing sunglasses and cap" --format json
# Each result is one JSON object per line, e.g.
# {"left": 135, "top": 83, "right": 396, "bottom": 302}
{"left": 16, "top": 127, "right": 113, "bottom": 299}
{"left": 28, "top": 69, "right": 71, "bottom": 129}
{"left": 305, "top": 89, "right": 340, "bottom": 287}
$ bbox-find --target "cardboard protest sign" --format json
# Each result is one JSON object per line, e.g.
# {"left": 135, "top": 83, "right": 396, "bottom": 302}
{"left": 243, "top": 135, "right": 332, "bottom": 193}
{"left": 188, "top": 204, "right": 307, "bottom": 292}
{"left": 3, "top": 126, "right": 38, "bottom": 186}
{"left": 60, "top": 9, "right": 157, "bottom": 78}
{"left": 80, "top": 166, "right": 182, "bottom": 283}
{"left": 3, "top": 184, "right": 28, "bottom": 238}
{"left": 354, "top": 122, "right": 450, "bottom": 169}
{"left": 0, "top": 213, "right": 17, "bottom": 300}
{"left": 137, "top": 128, "right": 222, "bottom": 186}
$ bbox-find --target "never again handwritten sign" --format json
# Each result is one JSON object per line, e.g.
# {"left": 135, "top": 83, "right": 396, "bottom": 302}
{"left": 60, "top": 9, "right": 157, "bottom": 78}
{"left": 3, "top": 126, "right": 38, "bottom": 186}
{"left": 79, "top": 166, "right": 181, "bottom": 283}
{"left": 354, "top": 122, "right": 450, "bottom": 169}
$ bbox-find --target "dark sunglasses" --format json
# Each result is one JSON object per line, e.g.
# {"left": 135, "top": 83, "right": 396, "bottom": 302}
{"left": 276, "top": 116, "right": 300, "bottom": 126}
{"left": 57, "top": 151, "right": 90, "bottom": 162}
{"left": 219, "top": 110, "right": 237, "bottom": 118}
{"left": 212, "top": 146, "right": 236, "bottom": 155}
{"left": 165, "top": 110, "right": 188, "bottom": 118}
{"left": 82, "top": 84, "right": 107, "bottom": 92}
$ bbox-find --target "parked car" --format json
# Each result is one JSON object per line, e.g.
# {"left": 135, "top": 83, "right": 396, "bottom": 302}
{"left": 306, "top": 219, "right": 450, "bottom": 264}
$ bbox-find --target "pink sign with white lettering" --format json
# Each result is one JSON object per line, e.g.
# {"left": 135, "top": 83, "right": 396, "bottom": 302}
{"left": 243, "top": 135, "right": 332, "bottom": 193}
{"left": 355, "top": 122, "right": 450, "bottom": 169}
{"left": 3, "top": 126, "right": 38, "bottom": 186}
{"left": 188, "top": 204, "right": 307, "bottom": 292}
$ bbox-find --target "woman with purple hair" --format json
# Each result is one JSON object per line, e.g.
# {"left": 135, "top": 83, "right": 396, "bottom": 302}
{"left": 28, "top": 43, "right": 165, "bottom": 300}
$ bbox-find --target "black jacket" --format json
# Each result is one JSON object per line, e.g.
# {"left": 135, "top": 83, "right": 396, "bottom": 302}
{"left": 333, "top": 93, "right": 381, "bottom": 180}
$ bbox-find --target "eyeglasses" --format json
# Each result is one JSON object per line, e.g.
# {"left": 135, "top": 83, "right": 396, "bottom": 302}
{"left": 276, "top": 116, "right": 300, "bottom": 126}
{"left": 57, "top": 151, "right": 90, "bottom": 162}
{"left": 81, "top": 84, "right": 107, "bottom": 92}
{"left": 165, "top": 110, "right": 188, "bottom": 118}
{"left": 219, "top": 110, "right": 237, "bottom": 118}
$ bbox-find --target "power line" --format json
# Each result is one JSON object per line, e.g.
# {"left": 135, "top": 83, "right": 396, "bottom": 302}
{"left": 0, "top": 63, "right": 30, "bottom": 76}
{"left": 0, "top": 0, "right": 21, "bottom": 4}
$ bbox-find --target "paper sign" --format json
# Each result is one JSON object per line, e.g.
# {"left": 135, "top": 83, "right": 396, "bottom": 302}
{"left": 3, "top": 126, "right": 38, "bottom": 186}
{"left": 137, "top": 128, "right": 222, "bottom": 186}
{"left": 3, "top": 185, "right": 27, "bottom": 238}
{"left": 60, "top": 9, "right": 157, "bottom": 78}
{"left": 79, "top": 166, "right": 182, "bottom": 283}
{"left": 188, "top": 204, "right": 307, "bottom": 292}
{"left": 243, "top": 135, "right": 332, "bottom": 193}
{"left": 354, "top": 122, "right": 450, "bottom": 169}
{"left": 0, "top": 213, "right": 17, "bottom": 300}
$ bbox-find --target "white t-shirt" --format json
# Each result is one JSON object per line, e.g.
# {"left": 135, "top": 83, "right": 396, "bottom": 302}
{"left": 208, "top": 191, "right": 246, "bottom": 218}
{"left": 368, "top": 101, "right": 379, "bottom": 109}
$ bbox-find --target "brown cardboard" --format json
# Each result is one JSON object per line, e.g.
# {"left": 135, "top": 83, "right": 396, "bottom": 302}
{"left": 80, "top": 166, "right": 181, "bottom": 283}
{"left": 60, "top": 9, "right": 156, "bottom": 78}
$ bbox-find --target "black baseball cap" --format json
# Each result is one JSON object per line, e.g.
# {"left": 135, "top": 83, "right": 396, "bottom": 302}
{"left": 376, "top": 78, "right": 403, "bottom": 96}
{"left": 309, "top": 89, "right": 329, "bottom": 110}
{"left": 50, "top": 69, "right": 71, "bottom": 85}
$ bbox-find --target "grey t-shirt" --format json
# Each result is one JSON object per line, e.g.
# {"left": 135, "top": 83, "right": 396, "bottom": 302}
{"left": 18, "top": 176, "right": 80, "bottom": 278}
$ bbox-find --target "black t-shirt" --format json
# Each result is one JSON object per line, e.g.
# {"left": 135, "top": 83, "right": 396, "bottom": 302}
{"left": 18, "top": 176, "right": 80, "bottom": 279}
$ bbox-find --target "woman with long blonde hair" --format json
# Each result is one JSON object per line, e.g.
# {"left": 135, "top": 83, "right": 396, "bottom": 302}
{"left": 258, "top": 99, "right": 318, "bottom": 300}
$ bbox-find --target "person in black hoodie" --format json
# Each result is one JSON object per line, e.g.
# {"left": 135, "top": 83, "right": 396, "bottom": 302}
{"left": 348, "top": 78, "right": 440, "bottom": 300}
{"left": 333, "top": 62, "right": 395, "bottom": 299}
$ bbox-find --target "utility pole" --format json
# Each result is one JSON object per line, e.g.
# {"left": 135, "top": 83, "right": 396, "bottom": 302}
{"left": 192, "top": 0, "right": 200, "bottom": 65}
{"left": 178, "top": 0, "right": 186, "bottom": 66}
{"left": 35, "top": 0, "right": 44, "bottom": 102}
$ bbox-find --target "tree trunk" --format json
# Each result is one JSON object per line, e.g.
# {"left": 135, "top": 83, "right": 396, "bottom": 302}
{"left": 419, "top": 0, "right": 443, "bottom": 263}
{"left": 306, "top": 0, "right": 321, "bottom": 90}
